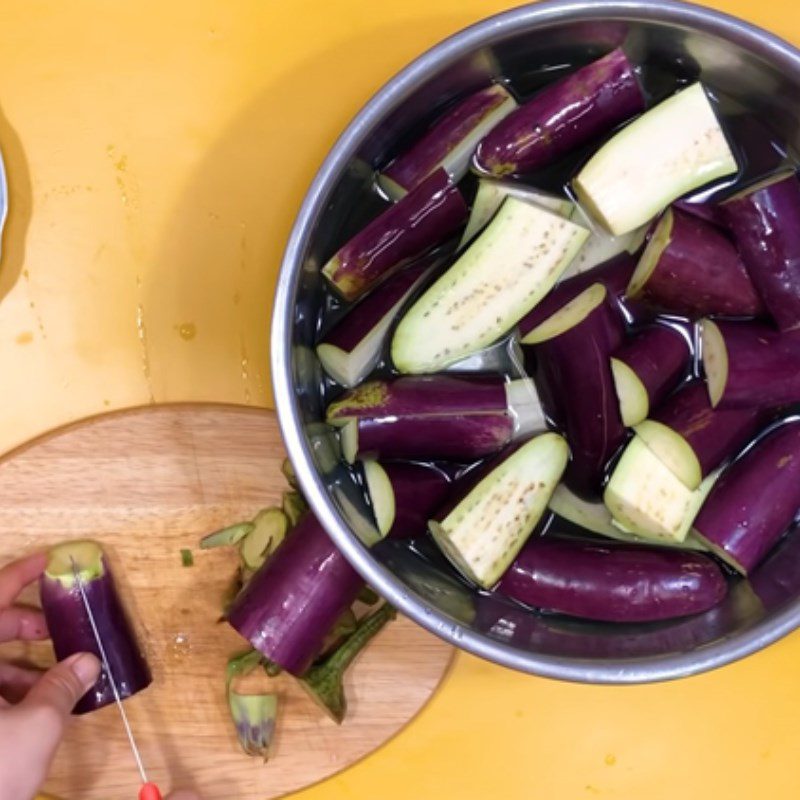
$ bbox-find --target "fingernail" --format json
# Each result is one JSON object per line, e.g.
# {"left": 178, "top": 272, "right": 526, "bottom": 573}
{"left": 66, "top": 652, "right": 101, "bottom": 689}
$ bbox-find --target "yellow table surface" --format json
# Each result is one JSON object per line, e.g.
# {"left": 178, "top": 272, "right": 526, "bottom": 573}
{"left": 3, "top": 1, "right": 800, "bottom": 798}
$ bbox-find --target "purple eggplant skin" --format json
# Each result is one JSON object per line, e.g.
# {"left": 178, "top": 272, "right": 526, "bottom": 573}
{"left": 496, "top": 536, "right": 727, "bottom": 623}
{"left": 722, "top": 170, "right": 800, "bottom": 331}
{"left": 517, "top": 252, "right": 636, "bottom": 338}
{"left": 380, "top": 84, "right": 515, "bottom": 196}
{"left": 474, "top": 48, "right": 645, "bottom": 177}
{"left": 530, "top": 286, "right": 626, "bottom": 497}
{"left": 672, "top": 198, "right": 724, "bottom": 227}
{"left": 749, "top": 525, "right": 800, "bottom": 610}
{"left": 227, "top": 513, "right": 364, "bottom": 676}
{"left": 39, "top": 546, "right": 152, "bottom": 715}
{"left": 611, "top": 325, "right": 690, "bottom": 410}
{"left": 628, "top": 207, "right": 765, "bottom": 318}
{"left": 321, "top": 168, "right": 468, "bottom": 302}
{"left": 693, "top": 421, "right": 800, "bottom": 574}
{"left": 652, "top": 381, "right": 763, "bottom": 477}
{"left": 372, "top": 461, "right": 452, "bottom": 539}
{"left": 702, "top": 320, "right": 800, "bottom": 409}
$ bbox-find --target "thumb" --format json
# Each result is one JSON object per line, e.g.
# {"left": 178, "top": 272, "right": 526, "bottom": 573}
{"left": 23, "top": 652, "right": 101, "bottom": 718}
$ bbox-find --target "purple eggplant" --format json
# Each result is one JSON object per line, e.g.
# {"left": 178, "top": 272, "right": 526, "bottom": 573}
{"left": 362, "top": 460, "right": 452, "bottom": 538}
{"left": 692, "top": 421, "right": 800, "bottom": 573}
{"left": 326, "top": 375, "right": 544, "bottom": 464}
{"left": 497, "top": 536, "right": 727, "bottom": 623}
{"left": 474, "top": 48, "right": 644, "bottom": 177}
{"left": 39, "top": 540, "right": 152, "bottom": 715}
{"left": 317, "top": 259, "right": 434, "bottom": 387}
{"left": 321, "top": 168, "right": 468, "bottom": 302}
{"left": 672, "top": 198, "right": 723, "bottom": 227}
{"left": 634, "top": 380, "right": 763, "bottom": 490}
{"left": 610, "top": 324, "right": 691, "bottom": 426}
{"left": 749, "top": 527, "right": 800, "bottom": 611}
{"left": 626, "top": 207, "right": 764, "bottom": 318}
{"left": 523, "top": 283, "right": 626, "bottom": 496}
{"left": 378, "top": 84, "right": 517, "bottom": 199}
{"left": 722, "top": 170, "right": 800, "bottom": 331}
{"left": 517, "top": 252, "right": 636, "bottom": 338}
{"left": 227, "top": 513, "right": 364, "bottom": 676}
{"left": 702, "top": 319, "right": 800, "bottom": 409}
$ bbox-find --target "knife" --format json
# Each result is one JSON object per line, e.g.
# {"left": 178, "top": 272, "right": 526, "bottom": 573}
{"left": 70, "top": 557, "right": 163, "bottom": 800}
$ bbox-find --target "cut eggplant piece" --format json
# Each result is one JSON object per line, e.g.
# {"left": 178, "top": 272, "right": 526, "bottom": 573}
{"left": 200, "top": 521, "right": 254, "bottom": 550}
{"left": 693, "top": 421, "right": 800, "bottom": 574}
{"left": 517, "top": 252, "right": 635, "bottom": 338}
{"left": 362, "top": 460, "right": 451, "bottom": 539}
{"left": 702, "top": 318, "right": 800, "bottom": 409}
{"left": 574, "top": 83, "right": 738, "bottom": 235}
{"left": 633, "top": 380, "right": 762, "bottom": 490}
{"left": 429, "top": 432, "right": 568, "bottom": 589}
{"left": 566, "top": 207, "right": 649, "bottom": 277}
{"left": 474, "top": 48, "right": 644, "bottom": 177}
{"left": 610, "top": 325, "right": 691, "bottom": 426}
{"left": 379, "top": 84, "right": 518, "bottom": 199}
{"left": 548, "top": 483, "right": 708, "bottom": 550}
{"left": 497, "top": 536, "right": 726, "bottom": 623}
{"left": 458, "top": 177, "right": 573, "bottom": 249}
{"left": 227, "top": 513, "right": 364, "bottom": 676}
{"left": 391, "top": 197, "right": 589, "bottom": 373}
{"left": 322, "top": 168, "right": 468, "bottom": 301}
{"left": 626, "top": 207, "right": 764, "bottom": 317}
{"left": 239, "top": 508, "right": 288, "bottom": 571}
{"left": 40, "top": 540, "right": 152, "bottom": 715}
{"left": 327, "top": 375, "right": 544, "bottom": 464}
{"left": 721, "top": 169, "right": 800, "bottom": 331}
{"left": 317, "top": 259, "right": 434, "bottom": 387}
{"left": 523, "top": 284, "right": 626, "bottom": 496}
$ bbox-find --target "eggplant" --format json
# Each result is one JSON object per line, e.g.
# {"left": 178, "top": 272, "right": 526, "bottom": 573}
{"left": 429, "top": 432, "right": 569, "bottom": 589}
{"left": 322, "top": 168, "right": 468, "bottom": 301}
{"left": 496, "top": 537, "right": 727, "bottom": 623}
{"left": 549, "top": 483, "right": 709, "bottom": 550}
{"left": 523, "top": 283, "right": 626, "bottom": 496}
{"left": 574, "top": 83, "right": 738, "bottom": 235}
{"left": 721, "top": 169, "right": 800, "bottom": 331}
{"left": 610, "top": 324, "right": 691, "bottom": 426}
{"left": 361, "top": 460, "right": 452, "bottom": 538}
{"left": 378, "top": 84, "right": 518, "bottom": 199}
{"left": 391, "top": 196, "right": 589, "bottom": 373}
{"left": 227, "top": 513, "right": 364, "bottom": 676}
{"left": 458, "top": 177, "right": 573, "bottom": 249}
{"left": 39, "top": 540, "right": 152, "bottom": 715}
{"left": 327, "top": 375, "right": 544, "bottom": 464}
{"left": 517, "top": 252, "right": 636, "bottom": 338}
{"left": 604, "top": 435, "right": 721, "bottom": 542}
{"left": 672, "top": 198, "right": 723, "bottom": 227}
{"left": 317, "top": 259, "right": 434, "bottom": 387}
{"left": 702, "top": 319, "right": 800, "bottom": 409}
{"left": 626, "top": 207, "right": 764, "bottom": 317}
{"left": 692, "top": 421, "right": 800, "bottom": 573}
{"left": 566, "top": 207, "right": 649, "bottom": 277}
{"left": 634, "top": 380, "right": 763, "bottom": 490}
{"left": 474, "top": 48, "right": 644, "bottom": 177}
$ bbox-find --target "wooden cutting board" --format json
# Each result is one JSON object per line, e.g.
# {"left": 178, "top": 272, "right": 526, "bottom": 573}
{"left": 0, "top": 404, "right": 453, "bottom": 800}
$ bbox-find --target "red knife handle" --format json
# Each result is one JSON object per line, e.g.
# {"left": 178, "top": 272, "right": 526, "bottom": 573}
{"left": 139, "top": 783, "right": 163, "bottom": 800}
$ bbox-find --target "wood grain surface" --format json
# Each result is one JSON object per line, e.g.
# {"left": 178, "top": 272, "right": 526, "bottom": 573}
{"left": 0, "top": 404, "right": 452, "bottom": 800}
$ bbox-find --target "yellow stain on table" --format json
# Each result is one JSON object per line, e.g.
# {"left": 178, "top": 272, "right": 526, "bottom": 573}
{"left": 1, "top": 0, "right": 797, "bottom": 799}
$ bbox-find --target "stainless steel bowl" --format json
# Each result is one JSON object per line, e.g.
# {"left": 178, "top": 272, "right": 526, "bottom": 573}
{"left": 272, "top": 0, "right": 800, "bottom": 683}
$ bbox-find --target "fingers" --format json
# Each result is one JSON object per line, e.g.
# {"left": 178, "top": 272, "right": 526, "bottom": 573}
{"left": 0, "top": 661, "right": 41, "bottom": 703}
{"left": 0, "top": 551, "right": 47, "bottom": 607}
{"left": 0, "top": 605, "right": 48, "bottom": 643}
{"left": 22, "top": 652, "right": 100, "bottom": 719}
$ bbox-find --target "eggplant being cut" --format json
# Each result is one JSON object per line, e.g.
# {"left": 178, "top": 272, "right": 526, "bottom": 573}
{"left": 39, "top": 540, "right": 152, "bottom": 715}
{"left": 574, "top": 83, "right": 738, "bottom": 235}
{"left": 702, "top": 319, "right": 800, "bottom": 409}
{"left": 474, "top": 48, "right": 645, "bottom": 177}
{"left": 692, "top": 421, "right": 800, "bottom": 574}
{"left": 326, "top": 375, "right": 545, "bottom": 464}
{"left": 322, "top": 168, "right": 468, "bottom": 302}
{"left": 379, "top": 84, "right": 518, "bottom": 200}
{"left": 429, "top": 432, "right": 569, "bottom": 589}
{"left": 497, "top": 536, "right": 727, "bottom": 623}
{"left": 391, "top": 196, "right": 589, "bottom": 374}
